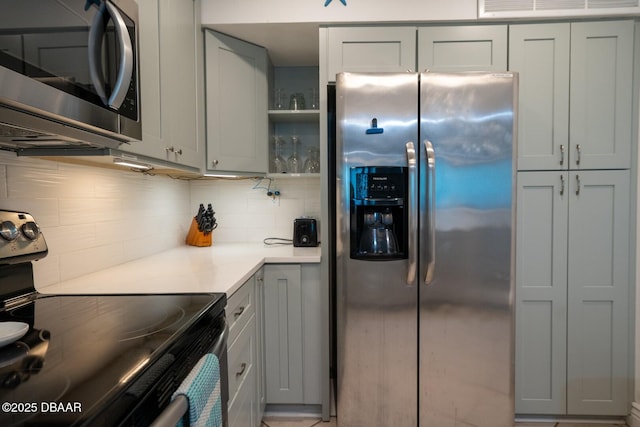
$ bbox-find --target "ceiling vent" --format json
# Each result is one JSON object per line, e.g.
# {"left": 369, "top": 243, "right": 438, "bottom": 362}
{"left": 479, "top": 0, "right": 640, "bottom": 18}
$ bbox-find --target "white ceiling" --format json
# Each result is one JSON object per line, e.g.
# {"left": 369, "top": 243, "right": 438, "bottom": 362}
{"left": 204, "top": 23, "right": 321, "bottom": 66}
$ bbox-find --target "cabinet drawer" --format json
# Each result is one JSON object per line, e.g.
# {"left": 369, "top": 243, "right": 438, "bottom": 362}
{"left": 228, "top": 315, "right": 256, "bottom": 407}
{"left": 227, "top": 278, "right": 255, "bottom": 345}
{"left": 228, "top": 361, "right": 256, "bottom": 427}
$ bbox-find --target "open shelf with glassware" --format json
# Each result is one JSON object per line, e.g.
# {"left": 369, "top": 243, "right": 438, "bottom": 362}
{"left": 268, "top": 67, "right": 320, "bottom": 177}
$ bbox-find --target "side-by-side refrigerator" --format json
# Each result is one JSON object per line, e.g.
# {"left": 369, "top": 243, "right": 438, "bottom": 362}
{"left": 334, "top": 72, "right": 518, "bottom": 426}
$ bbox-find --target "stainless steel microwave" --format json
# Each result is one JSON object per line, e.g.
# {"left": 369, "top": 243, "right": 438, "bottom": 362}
{"left": 0, "top": 0, "right": 141, "bottom": 152}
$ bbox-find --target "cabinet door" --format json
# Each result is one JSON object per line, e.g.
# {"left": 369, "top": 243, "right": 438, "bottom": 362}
{"left": 326, "top": 27, "right": 417, "bottom": 81}
{"left": 228, "top": 316, "right": 257, "bottom": 427}
{"left": 137, "top": 0, "right": 163, "bottom": 151}
{"left": 158, "top": 0, "right": 203, "bottom": 167}
{"left": 566, "top": 170, "right": 630, "bottom": 415}
{"left": 301, "top": 264, "right": 323, "bottom": 405}
{"left": 569, "top": 21, "right": 633, "bottom": 170}
{"left": 263, "top": 265, "right": 303, "bottom": 403}
{"left": 515, "top": 172, "right": 568, "bottom": 415}
{"left": 205, "top": 31, "right": 268, "bottom": 173}
{"left": 509, "top": 24, "right": 570, "bottom": 171}
{"left": 134, "top": 0, "right": 203, "bottom": 169}
{"left": 254, "top": 268, "right": 266, "bottom": 420}
{"left": 418, "top": 25, "right": 507, "bottom": 72}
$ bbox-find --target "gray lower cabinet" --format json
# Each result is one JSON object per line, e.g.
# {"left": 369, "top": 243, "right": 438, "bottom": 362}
{"left": 254, "top": 268, "right": 267, "bottom": 417}
{"left": 515, "top": 170, "right": 630, "bottom": 416}
{"left": 263, "top": 264, "right": 322, "bottom": 405}
{"left": 227, "top": 273, "right": 264, "bottom": 427}
{"left": 204, "top": 30, "right": 268, "bottom": 174}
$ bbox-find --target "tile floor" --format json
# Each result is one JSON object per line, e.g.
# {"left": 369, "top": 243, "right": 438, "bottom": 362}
{"left": 261, "top": 417, "right": 628, "bottom": 427}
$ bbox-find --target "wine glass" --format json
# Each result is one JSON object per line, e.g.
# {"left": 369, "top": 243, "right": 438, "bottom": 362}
{"left": 288, "top": 136, "right": 301, "bottom": 173}
{"left": 304, "top": 147, "right": 320, "bottom": 173}
{"left": 272, "top": 136, "right": 286, "bottom": 173}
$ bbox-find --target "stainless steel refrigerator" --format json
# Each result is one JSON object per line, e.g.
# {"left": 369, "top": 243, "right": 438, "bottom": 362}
{"left": 334, "top": 72, "right": 517, "bottom": 426}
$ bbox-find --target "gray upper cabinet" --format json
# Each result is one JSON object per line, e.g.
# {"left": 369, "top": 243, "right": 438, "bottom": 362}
{"left": 510, "top": 20, "right": 634, "bottom": 171}
{"left": 569, "top": 21, "right": 634, "bottom": 170}
{"left": 509, "top": 24, "right": 570, "bottom": 171}
{"left": 325, "top": 27, "right": 417, "bottom": 81}
{"left": 134, "top": 0, "right": 204, "bottom": 169}
{"left": 205, "top": 30, "right": 268, "bottom": 174}
{"left": 417, "top": 25, "right": 507, "bottom": 72}
{"left": 324, "top": 25, "right": 509, "bottom": 81}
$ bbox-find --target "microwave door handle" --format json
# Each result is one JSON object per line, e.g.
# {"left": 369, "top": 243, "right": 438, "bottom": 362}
{"left": 406, "top": 141, "right": 417, "bottom": 286}
{"left": 104, "top": 0, "right": 134, "bottom": 109}
{"left": 87, "top": 1, "right": 133, "bottom": 109}
{"left": 88, "top": 2, "right": 109, "bottom": 105}
{"left": 424, "top": 140, "right": 436, "bottom": 285}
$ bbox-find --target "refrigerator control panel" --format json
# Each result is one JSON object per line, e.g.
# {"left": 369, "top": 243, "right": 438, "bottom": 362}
{"left": 352, "top": 167, "right": 406, "bottom": 201}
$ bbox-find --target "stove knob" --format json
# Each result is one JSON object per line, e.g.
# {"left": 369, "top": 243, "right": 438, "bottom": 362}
{"left": 21, "top": 221, "right": 39, "bottom": 241}
{"left": 0, "top": 221, "right": 18, "bottom": 241}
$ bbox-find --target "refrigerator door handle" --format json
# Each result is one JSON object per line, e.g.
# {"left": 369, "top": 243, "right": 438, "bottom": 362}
{"left": 406, "top": 141, "right": 417, "bottom": 286}
{"left": 424, "top": 140, "right": 436, "bottom": 285}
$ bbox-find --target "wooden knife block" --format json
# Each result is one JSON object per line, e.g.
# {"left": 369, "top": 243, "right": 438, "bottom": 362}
{"left": 186, "top": 218, "right": 212, "bottom": 247}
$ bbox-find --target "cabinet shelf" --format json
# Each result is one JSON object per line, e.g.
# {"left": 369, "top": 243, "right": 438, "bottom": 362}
{"left": 268, "top": 110, "right": 320, "bottom": 123}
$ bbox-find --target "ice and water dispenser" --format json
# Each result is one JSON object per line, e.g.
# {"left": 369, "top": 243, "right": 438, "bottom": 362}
{"left": 350, "top": 166, "right": 407, "bottom": 260}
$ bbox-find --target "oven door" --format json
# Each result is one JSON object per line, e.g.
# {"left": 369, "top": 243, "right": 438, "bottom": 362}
{"left": 149, "top": 317, "right": 229, "bottom": 427}
{"left": 0, "top": 0, "right": 140, "bottom": 139}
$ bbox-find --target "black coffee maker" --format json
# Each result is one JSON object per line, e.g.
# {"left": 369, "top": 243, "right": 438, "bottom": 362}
{"left": 350, "top": 166, "right": 407, "bottom": 260}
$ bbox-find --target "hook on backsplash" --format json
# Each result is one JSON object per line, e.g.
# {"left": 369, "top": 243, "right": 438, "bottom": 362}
{"left": 252, "top": 177, "right": 281, "bottom": 200}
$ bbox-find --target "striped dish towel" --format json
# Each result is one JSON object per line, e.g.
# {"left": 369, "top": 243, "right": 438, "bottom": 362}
{"left": 172, "top": 353, "right": 222, "bottom": 427}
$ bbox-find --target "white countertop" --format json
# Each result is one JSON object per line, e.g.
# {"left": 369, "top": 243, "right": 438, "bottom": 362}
{"left": 38, "top": 243, "right": 321, "bottom": 297}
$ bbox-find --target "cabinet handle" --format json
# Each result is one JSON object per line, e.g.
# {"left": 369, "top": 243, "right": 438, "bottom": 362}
{"left": 560, "top": 174, "right": 565, "bottom": 196}
{"left": 175, "top": 149, "right": 182, "bottom": 155}
{"left": 212, "top": 159, "right": 219, "bottom": 167}
{"left": 576, "top": 144, "right": 581, "bottom": 166}
{"left": 236, "top": 362, "right": 247, "bottom": 378}
{"left": 560, "top": 144, "right": 565, "bottom": 166}
{"left": 233, "top": 306, "right": 245, "bottom": 319}
{"left": 575, "top": 174, "right": 581, "bottom": 195}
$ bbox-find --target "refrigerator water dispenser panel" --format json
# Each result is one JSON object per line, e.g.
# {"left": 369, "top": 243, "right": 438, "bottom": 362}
{"left": 350, "top": 166, "right": 407, "bottom": 260}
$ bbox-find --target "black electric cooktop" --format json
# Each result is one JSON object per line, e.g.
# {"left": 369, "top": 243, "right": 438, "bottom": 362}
{"left": 0, "top": 210, "right": 228, "bottom": 426}
{"left": 0, "top": 286, "right": 225, "bottom": 426}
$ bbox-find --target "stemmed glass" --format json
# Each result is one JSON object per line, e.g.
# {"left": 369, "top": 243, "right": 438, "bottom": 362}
{"left": 272, "top": 136, "right": 286, "bottom": 173}
{"left": 304, "top": 147, "right": 320, "bottom": 173}
{"left": 288, "top": 136, "right": 301, "bottom": 173}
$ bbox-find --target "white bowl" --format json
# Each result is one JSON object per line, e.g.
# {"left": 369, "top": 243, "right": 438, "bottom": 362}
{"left": 0, "top": 322, "right": 29, "bottom": 347}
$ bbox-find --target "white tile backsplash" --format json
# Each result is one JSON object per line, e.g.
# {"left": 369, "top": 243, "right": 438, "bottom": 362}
{"left": 0, "top": 150, "right": 321, "bottom": 290}
{"left": 190, "top": 176, "right": 321, "bottom": 244}
{"left": 0, "top": 152, "right": 192, "bottom": 289}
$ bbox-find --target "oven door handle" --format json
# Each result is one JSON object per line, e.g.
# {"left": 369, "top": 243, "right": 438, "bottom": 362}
{"left": 88, "top": 0, "right": 134, "bottom": 110}
{"left": 149, "top": 317, "right": 228, "bottom": 427}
